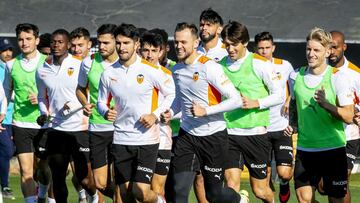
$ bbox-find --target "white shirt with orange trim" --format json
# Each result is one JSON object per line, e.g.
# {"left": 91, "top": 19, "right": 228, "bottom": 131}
{"left": 197, "top": 38, "right": 228, "bottom": 62}
{"left": 170, "top": 55, "right": 241, "bottom": 137}
{"left": 223, "top": 50, "right": 283, "bottom": 136}
{"left": 337, "top": 57, "right": 360, "bottom": 141}
{"left": 36, "top": 54, "right": 88, "bottom": 132}
{"left": 97, "top": 55, "right": 175, "bottom": 146}
{"left": 267, "top": 58, "right": 294, "bottom": 132}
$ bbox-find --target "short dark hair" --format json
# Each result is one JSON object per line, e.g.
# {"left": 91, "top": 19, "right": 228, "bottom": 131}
{"left": 140, "top": 32, "right": 163, "bottom": 49}
{"left": 149, "top": 28, "right": 168, "bottom": 46}
{"left": 175, "top": 22, "right": 198, "bottom": 38}
{"left": 70, "top": 27, "right": 90, "bottom": 40}
{"left": 199, "top": 8, "right": 223, "bottom": 25}
{"left": 254, "top": 31, "right": 274, "bottom": 45}
{"left": 38, "top": 33, "right": 51, "bottom": 49}
{"left": 52, "top": 29, "right": 70, "bottom": 41}
{"left": 97, "top": 24, "right": 117, "bottom": 36}
{"left": 114, "top": 23, "right": 140, "bottom": 41}
{"left": 15, "top": 23, "right": 39, "bottom": 38}
{"left": 221, "top": 21, "right": 249, "bottom": 44}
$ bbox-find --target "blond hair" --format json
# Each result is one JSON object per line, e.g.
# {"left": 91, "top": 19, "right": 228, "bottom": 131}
{"left": 306, "top": 27, "right": 332, "bottom": 48}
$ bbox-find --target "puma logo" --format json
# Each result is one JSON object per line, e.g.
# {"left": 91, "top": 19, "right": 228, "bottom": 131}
{"left": 145, "top": 174, "right": 151, "bottom": 181}
{"left": 261, "top": 170, "right": 267, "bottom": 175}
{"left": 289, "top": 152, "right": 293, "bottom": 158}
{"left": 214, "top": 173, "right": 222, "bottom": 180}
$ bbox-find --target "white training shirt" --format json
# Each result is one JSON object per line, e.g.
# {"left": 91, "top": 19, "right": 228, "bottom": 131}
{"left": 336, "top": 57, "right": 360, "bottom": 141}
{"left": 4, "top": 51, "right": 43, "bottom": 128}
{"left": 223, "top": 50, "right": 283, "bottom": 136}
{"left": 36, "top": 54, "right": 88, "bottom": 132}
{"left": 0, "top": 82, "right": 6, "bottom": 114}
{"left": 267, "top": 58, "right": 294, "bottom": 132}
{"left": 170, "top": 55, "right": 241, "bottom": 136}
{"left": 78, "top": 54, "right": 119, "bottom": 132}
{"left": 197, "top": 38, "right": 228, "bottom": 62}
{"left": 97, "top": 55, "right": 175, "bottom": 146}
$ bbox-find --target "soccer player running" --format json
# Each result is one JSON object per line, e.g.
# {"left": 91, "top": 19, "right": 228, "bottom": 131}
{"left": 97, "top": 23, "right": 175, "bottom": 203}
{"left": 162, "top": 22, "right": 248, "bottom": 203}
{"left": 36, "top": 29, "right": 97, "bottom": 203}
{"left": 76, "top": 24, "right": 118, "bottom": 201}
{"left": 3, "top": 23, "right": 52, "bottom": 203}
{"left": 286, "top": 27, "right": 354, "bottom": 203}
{"left": 328, "top": 30, "right": 360, "bottom": 203}
{"left": 255, "top": 31, "right": 294, "bottom": 203}
{"left": 219, "top": 21, "right": 282, "bottom": 203}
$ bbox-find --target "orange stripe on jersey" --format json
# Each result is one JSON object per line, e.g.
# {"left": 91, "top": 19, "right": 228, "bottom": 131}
{"left": 253, "top": 53, "right": 268, "bottom": 62}
{"left": 160, "top": 66, "right": 172, "bottom": 76}
{"left": 141, "top": 59, "right": 159, "bottom": 70}
{"left": 208, "top": 84, "right": 221, "bottom": 106}
{"left": 273, "top": 58, "right": 283, "bottom": 65}
{"left": 348, "top": 61, "right": 360, "bottom": 73}
{"left": 198, "top": 56, "right": 210, "bottom": 64}
{"left": 221, "top": 43, "right": 226, "bottom": 49}
{"left": 72, "top": 55, "right": 83, "bottom": 61}
{"left": 151, "top": 88, "right": 159, "bottom": 112}
{"left": 332, "top": 68, "right": 339, "bottom": 74}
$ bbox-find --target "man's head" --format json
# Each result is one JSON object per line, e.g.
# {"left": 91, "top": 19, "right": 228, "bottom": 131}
{"left": 149, "top": 28, "right": 169, "bottom": 64}
{"left": 96, "top": 24, "right": 117, "bottom": 59}
{"left": 51, "top": 29, "right": 70, "bottom": 58}
{"left": 221, "top": 21, "right": 249, "bottom": 61}
{"left": 199, "top": 8, "right": 223, "bottom": 43}
{"left": 0, "top": 38, "right": 14, "bottom": 62}
{"left": 174, "top": 22, "right": 199, "bottom": 61}
{"left": 329, "top": 30, "right": 347, "bottom": 67}
{"left": 254, "top": 31, "right": 275, "bottom": 61}
{"left": 70, "top": 27, "right": 92, "bottom": 58}
{"left": 306, "top": 27, "right": 332, "bottom": 69}
{"left": 15, "top": 23, "right": 40, "bottom": 55}
{"left": 38, "top": 33, "right": 52, "bottom": 56}
{"left": 114, "top": 23, "right": 140, "bottom": 62}
{"left": 140, "top": 32, "right": 164, "bottom": 65}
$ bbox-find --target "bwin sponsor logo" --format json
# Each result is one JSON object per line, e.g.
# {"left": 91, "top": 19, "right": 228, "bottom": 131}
{"left": 157, "top": 158, "right": 171, "bottom": 163}
{"left": 250, "top": 163, "right": 266, "bottom": 169}
{"left": 204, "top": 165, "right": 222, "bottom": 173}
{"left": 79, "top": 147, "right": 90, "bottom": 152}
{"left": 279, "top": 145, "right": 293, "bottom": 150}
{"left": 137, "top": 166, "right": 153, "bottom": 173}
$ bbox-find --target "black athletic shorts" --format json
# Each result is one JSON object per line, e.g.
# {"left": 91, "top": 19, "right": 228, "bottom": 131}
{"left": 268, "top": 130, "right": 294, "bottom": 166}
{"left": 155, "top": 150, "right": 172, "bottom": 176}
{"left": 111, "top": 143, "right": 159, "bottom": 185}
{"left": 346, "top": 139, "right": 360, "bottom": 170}
{"left": 294, "top": 147, "right": 348, "bottom": 198}
{"left": 12, "top": 126, "right": 47, "bottom": 159}
{"left": 89, "top": 131, "right": 114, "bottom": 169}
{"left": 225, "top": 133, "right": 271, "bottom": 179}
{"left": 172, "top": 128, "right": 228, "bottom": 185}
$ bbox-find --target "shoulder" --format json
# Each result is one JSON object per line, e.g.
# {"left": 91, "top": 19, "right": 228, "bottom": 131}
{"left": 289, "top": 70, "right": 299, "bottom": 81}
{"left": 5, "top": 58, "right": 15, "bottom": 71}
{"left": 253, "top": 53, "right": 268, "bottom": 62}
{"left": 82, "top": 55, "right": 93, "bottom": 66}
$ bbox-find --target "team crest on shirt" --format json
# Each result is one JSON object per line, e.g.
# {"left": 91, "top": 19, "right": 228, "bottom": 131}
{"left": 67, "top": 67, "right": 74, "bottom": 76}
{"left": 137, "top": 74, "right": 144, "bottom": 84}
{"left": 193, "top": 72, "right": 199, "bottom": 81}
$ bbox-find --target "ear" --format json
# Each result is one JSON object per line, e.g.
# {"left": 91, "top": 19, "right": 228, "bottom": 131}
{"left": 35, "top": 37, "right": 40, "bottom": 46}
{"left": 87, "top": 41, "right": 92, "bottom": 50}
{"left": 272, "top": 44, "right": 276, "bottom": 54}
{"left": 216, "top": 26, "right": 223, "bottom": 35}
{"left": 325, "top": 47, "right": 331, "bottom": 57}
{"left": 194, "top": 37, "right": 200, "bottom": 49}
{"left": 134, "top": 39, "right": 140, "bottom": 50}
{"left": 243, "top": 42, "right": 248, "bottom": 47}
{"left": 343, "top": 43, "right": 347, "bottom": 51}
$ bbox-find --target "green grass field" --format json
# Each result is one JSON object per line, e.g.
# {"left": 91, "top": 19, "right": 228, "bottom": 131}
{"left": 3, "top": 173, "right": 360, "bottom": 202}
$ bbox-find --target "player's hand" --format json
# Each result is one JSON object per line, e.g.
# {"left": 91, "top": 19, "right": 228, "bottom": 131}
{"left": 160, "top": 109, "right": 171, "bottom": 124}
{"left": 105, "top": 107, "right": 117, "bottom": 122}
{"left": 0, "top": 114, "right": 5, "bottom": 132}
{"left": 281, "top": 97, "right": 291, "bottom": 117}
{"left": 83, "top": 103, "right": 95, "bottom": 117}
{"left": 191, "top": 101, "right": 206, "bottom": 117}
{"left": 284, "top": 125, "right": 294, "bottom": 137}
{"left": 353, "top": 112, "right": 360, "bottom": 127}
{"left": 140, "top": 113, "right": 158, "bottom": 128}
{"left": 36, "top": 114, "right": 48, "bottom": 127}
{"left": 314, "top": 86, "right": 327, "bottom": 108}
{"left": 28, "top": 92, "right": 38, "bottom": 105}
{"left": 242, "top": 94, "right": 259, "bottom": 109}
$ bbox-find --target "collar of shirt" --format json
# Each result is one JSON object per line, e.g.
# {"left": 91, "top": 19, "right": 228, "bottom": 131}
{"left": 198, "top": 38, "right": 223, "bottom": 54}
{"left": 226, "top": 49, "right": 250, "bottom": 71}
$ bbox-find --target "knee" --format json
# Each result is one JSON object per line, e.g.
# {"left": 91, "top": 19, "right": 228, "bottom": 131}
{"left": 252, "top": 185, "right": 269, "bottom": 200}
{"left": 296, "top": 189, "right": 313, "bottom": 203}
{"left": 132, "top": 184, "right": 149, "bottom": 202}
{"left": 95, "top": 177, "right": 107, "bottom": 191}
{"left": 278, "top": 168, "right": 293, "bottom": 181}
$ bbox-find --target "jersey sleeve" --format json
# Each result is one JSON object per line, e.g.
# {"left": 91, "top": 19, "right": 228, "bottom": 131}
{"left": 97, "top": 71, "right": 111, "bottom": 116}
{"left": 332, "top": 71, "right": 354, "bottom": 106}
{"left": 289, "top": 70, "right": 298, "bottom": 100}
{"left": 205, "top": 61, "right": 242, "bottom": 115}
{"left": 78, "top": 56, "right": 91, "bottom": 88}
{"left": 3, "top": 60, "right": 14, "bottom": 104}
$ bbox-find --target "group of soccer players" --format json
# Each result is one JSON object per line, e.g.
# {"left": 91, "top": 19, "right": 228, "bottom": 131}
{"left": 0, "top": 7, "right": 359, "bottom": 203}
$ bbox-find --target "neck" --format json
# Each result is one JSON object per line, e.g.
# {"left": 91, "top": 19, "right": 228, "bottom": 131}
{"left": 23, "top": 50, "right": 37, "bottom": 60}
{"left": 121, "top": 53, "right": 137, "bottom": 67}
{"left": 333, "top": 57, "right": 345, "bottom": 68}
{"left": 103, "top": 52, "right": 118, "bottom": 63}
{"left": 184, "top": 51, "right": 200, "bottom": 65}
{"left": 309, "top": 62, "right": 328, "bottom": 75}
{"left": 203, "top": 37, "right": 219, "bottom": 51}
{"left": 53, "top": 53, "right": 68, "bottom": 66}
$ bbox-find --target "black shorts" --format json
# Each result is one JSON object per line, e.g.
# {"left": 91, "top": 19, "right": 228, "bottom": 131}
{"left": 294, "top": 147, "right": 348, "bottom": 198}
{"left": 346, "top": 139, "right": 360, "bottom": 170}
{"left": 12, "top": 126, "right": 47, "bottom": 159}
{"left": 155, "top": 150, "right": 172, "bottom": 176}
{"left": 172, "top": 128, "right": 228, "bottom": 185}
{"left": 226, "top": 134, "right": 271, "bottom": 179}
{"left": 45, "top": 129, "right": 90, "bottom": 164}
{"left": 268, "top": 131, "right": 294, "bottom": 167}
{"left": 111, "top": 144, "right": 159, "bottom": 185}
{"left": 89, "top": 131, "right": 114, "bottom": 169}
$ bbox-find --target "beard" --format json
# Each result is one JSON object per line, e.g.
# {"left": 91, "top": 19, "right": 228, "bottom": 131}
{"left": 200, "top": 33, "right": 216, "bottom": 43}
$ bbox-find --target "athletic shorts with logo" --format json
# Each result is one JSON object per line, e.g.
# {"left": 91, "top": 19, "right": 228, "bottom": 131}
{"left": 111, "top": 143, "right": 159, "bottom": 185}
{"left": 155, "top": 150, "right": 172, "bottom": 176}
{"left": 346, "top": 139, "right": 360, "bottom": 170}
{"left": 12, "top": 126, "right": 47, "bottom": 159}
{"left": 89, "top": 130, "right": 113, "bottom": 169}
{"left": 294, "top": 147, "right": 348, "bottom": 198}
{"left": 268, "top": 130, "right": 294, "bottom": 166}
{"left": 225, "top": 133, "right": 271, "bottom": 179}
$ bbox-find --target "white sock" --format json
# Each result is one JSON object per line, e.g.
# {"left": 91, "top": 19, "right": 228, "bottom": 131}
{"left": 38, "top": 183, "right": 49, "bottom": 198}
{"left": 157, "top": 194, "right": 166, "bottom": 203}
{"left": 78, "top": 189, "right": 86, "bottom": 199}
{"left": 25, "top": 196, "right": 37, "bottom": 203}
{"left": 90, "top": 191, "right": 99, "bottom": 203}
{"left": 48, "top": 197, "right": 56, "bottom": 203}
